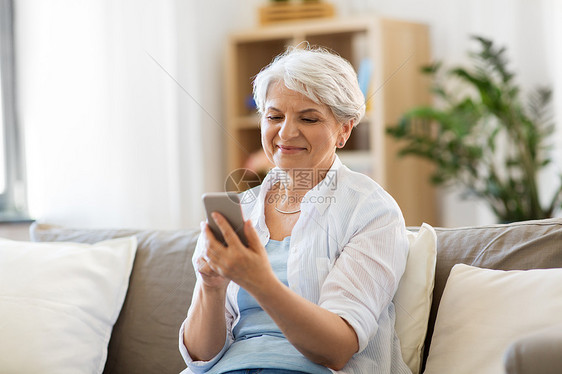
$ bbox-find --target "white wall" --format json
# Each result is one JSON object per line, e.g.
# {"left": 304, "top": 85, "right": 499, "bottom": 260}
{"left": 17, "top": 0, "right": 562, "bottom": 229}
{"left": 18, "top": 0, "right": 196, "bottom": 229}
{"left": 186, "top": 0, "right": 262, "bottom": 193}
{"left": 335, "top": 0, "right": 562, "bottom": 226}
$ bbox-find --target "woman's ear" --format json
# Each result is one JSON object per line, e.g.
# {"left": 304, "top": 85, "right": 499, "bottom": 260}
{"left": 339, "top": 120, "right": 354, "bottom": 145}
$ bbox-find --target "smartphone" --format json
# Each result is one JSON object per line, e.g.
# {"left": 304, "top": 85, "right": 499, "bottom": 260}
{"left": 202, "top": 192, "right": 248, "bottom": 247}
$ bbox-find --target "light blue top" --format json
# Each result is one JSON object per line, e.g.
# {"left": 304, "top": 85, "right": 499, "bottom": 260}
{"left": 206, "top": 237, "right": 330, "bottom": 374}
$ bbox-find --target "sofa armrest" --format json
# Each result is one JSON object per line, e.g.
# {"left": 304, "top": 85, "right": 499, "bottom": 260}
{"left": 504, "top": 325, "right": 562, "bottom": 374}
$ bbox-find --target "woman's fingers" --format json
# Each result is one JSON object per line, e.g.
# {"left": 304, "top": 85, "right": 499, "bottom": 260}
{"left": 244, "top": 220, "right": 264, "bottom": 253}
{"left": 196, "top": 256, "right": 213, "bottom": 274}
{"left": 201, "top": 215, "right": 272, "bottom": 291}
{"left": 212, "top": 212, "right": 243, "bottom": 247}
{"left": 197, "top": 249, "right": 219, "bottom": 274}
{"left": 196, "top": 254, "right": 231, "bottom": 289}
{"left": 200, "top": 221, "right": 226, "bottom": 271}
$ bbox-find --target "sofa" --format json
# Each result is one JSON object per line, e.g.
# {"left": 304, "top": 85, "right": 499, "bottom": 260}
{"left": 24, "top": 218, "right": 562, "bottom": 374}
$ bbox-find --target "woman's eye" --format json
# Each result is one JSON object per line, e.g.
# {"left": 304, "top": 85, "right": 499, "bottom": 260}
{"left": 302, "top": 118, "right": 318, "bottom": 123}
{"left": 266, "top": 116, "right": 283, "bottom": 122}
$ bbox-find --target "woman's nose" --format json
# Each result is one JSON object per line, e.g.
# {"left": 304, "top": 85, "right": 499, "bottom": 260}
{"left": 278, "top": 117, "right": 299, "bottom": 140}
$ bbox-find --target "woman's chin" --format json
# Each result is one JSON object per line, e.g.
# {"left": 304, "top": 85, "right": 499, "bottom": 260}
{"left": 273, "top": 158, "right": 306, "bottom": 171}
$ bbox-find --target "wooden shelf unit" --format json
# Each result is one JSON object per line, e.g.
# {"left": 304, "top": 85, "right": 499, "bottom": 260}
{"left": 224, "top": 16, "right": 438, "bottom": 226}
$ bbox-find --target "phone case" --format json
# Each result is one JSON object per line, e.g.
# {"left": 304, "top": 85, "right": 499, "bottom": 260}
{"left": 202, "top": 192, "right": 248, "bottom": 246}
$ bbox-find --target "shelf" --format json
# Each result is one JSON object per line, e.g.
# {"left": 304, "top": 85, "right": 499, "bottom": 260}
{"left": 224, "top": 16, "right": 438, "bottom": 226}
{"left": 229, "top": 17, "right": 377, "bottom": 43}
{"left": 258, "top": 2, "right": 336, "bottom": 26}
{"left": 236, "top": 115, "right": 261, "bottom": 130}
{"left": 231, "top": 38, "right": 292, "bottom": 118}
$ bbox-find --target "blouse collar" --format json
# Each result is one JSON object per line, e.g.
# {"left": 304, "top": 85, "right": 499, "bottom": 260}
{"left": 246, "top": 155, "right": 343, "bottom": 229}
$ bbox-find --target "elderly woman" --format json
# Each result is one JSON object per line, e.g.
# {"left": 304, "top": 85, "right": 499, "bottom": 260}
{"left": 179, "top": 47, "right": 411, "bottom": 374}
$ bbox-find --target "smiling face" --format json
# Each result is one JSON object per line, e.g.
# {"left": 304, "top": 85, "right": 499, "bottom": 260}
{"left": 261, "top": 82, "right": 352, "bottom": 173}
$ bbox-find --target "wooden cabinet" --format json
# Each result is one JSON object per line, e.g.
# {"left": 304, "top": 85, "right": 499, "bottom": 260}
{"left": 224, "top": 16, "right": 438, "bottom": 226}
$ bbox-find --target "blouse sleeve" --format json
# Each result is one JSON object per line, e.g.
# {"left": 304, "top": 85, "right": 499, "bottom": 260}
{"left": 318, "top": 193, "right": 409, "bottom": 353}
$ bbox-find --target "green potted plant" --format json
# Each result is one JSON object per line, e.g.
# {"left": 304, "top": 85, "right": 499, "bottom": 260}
{"left": 387, "top": 36, "right": 562, "bottom": 223}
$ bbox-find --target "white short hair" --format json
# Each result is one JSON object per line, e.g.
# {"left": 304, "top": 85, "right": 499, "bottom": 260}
{"left": 252, "top": 46, "right": 366, "bottom": 126}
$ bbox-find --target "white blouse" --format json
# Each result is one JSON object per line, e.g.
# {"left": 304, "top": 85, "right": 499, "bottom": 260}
{"left": 179, "top": 156, "right": 411, "bottom": 374}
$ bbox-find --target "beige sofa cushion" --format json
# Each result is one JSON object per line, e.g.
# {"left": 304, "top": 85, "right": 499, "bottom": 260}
{"left": 30, "top": 223, "right": 199, "bottom": 374}
{"left": 424, "top": 218, "right": 562, "bottom": 365}
{"left": 0, "top": 236, "right": 137, "bottom": 373}
{"left": 394, "top": 223, "right": 437, "bottom": 374}
{"left": 30, "top": 218, "right": 562, "bottom": 373}
{"left": 424, "top": 264, "right": 562, "bottom": 374}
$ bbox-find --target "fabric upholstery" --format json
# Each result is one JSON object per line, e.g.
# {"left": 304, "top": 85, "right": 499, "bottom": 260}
{"left": 394, "top": 223, "right": 436, "bottom": 374}
{"left": 424, "top": 264, "right": 562, "bottom": 374}
{"left": 423, "top": 218, "right": 562, "bottom": 365}
{"left": 30, "top": 218, "right": 562, "bottom": 373}
{"left": 503, "top": 324, "right": 562, "bottom": 374}
{"left": 30, "top": 223, "right": 200, "bottom": 374}
{"left": 0, "top": 236, "right": 136, "bottom": 374}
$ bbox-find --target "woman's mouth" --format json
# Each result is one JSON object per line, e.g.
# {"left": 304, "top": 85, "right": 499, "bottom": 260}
{"left": 277, "top": 145, "right": 306, "bottom": 154}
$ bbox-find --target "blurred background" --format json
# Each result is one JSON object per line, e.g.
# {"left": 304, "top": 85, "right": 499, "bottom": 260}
{"left": 2, "top": 0, "right": 561, "bottom": 230}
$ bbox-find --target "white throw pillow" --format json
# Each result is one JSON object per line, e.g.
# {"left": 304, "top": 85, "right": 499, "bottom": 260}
{"left": 0, "top": 236, "right": 137, "bottom": 374}
{"left": 393, "top": 223, "right": 437, "bottom": 374}
{"left": 424, "top": 263, "right": 562, "bottom": 374}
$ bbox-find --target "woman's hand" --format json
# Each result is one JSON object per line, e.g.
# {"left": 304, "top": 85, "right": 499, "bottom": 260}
{"left": 202, "top": 213, "right": 358, "bottom": 370}
{"left": 204, "top": 212, "right": 276, "bottom": 294}
{"left": 197, "top": 222, "right": 231, "bottom": 291}
{"left": 183, "top": 221, "right": 235, "bottom": 362}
